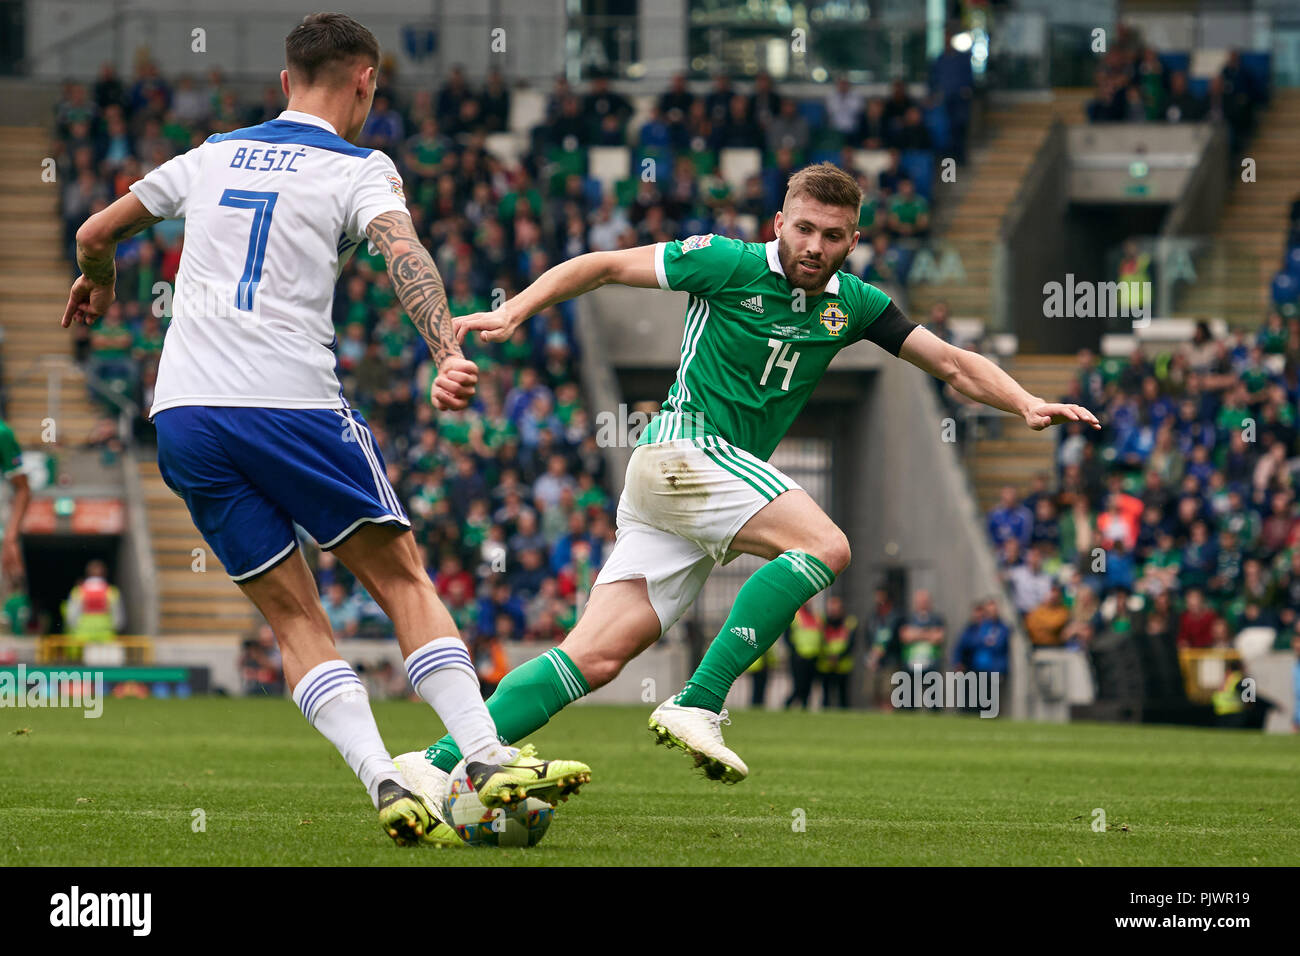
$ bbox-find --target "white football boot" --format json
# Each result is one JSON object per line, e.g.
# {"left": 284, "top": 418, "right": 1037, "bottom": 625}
{"left": 648, "top": 699, "right": 749, "bottom": 783}
{"left": 394, "top": 749, "right": 451, "bottom": 811}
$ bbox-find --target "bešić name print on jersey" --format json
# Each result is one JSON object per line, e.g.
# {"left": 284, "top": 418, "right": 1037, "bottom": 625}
{"left": 643, "top": 235, "right": 912, "bottom": 462}
{"left": 128, "top": 109, "right": 411, "bottom": 416}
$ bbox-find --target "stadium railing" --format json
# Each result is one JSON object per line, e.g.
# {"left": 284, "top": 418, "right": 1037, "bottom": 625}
{"left": 37, "top": 634, "right": 153, "bottom": 666}
{"left": 1177, "top": 647, "right": 1243, "bottom": 705}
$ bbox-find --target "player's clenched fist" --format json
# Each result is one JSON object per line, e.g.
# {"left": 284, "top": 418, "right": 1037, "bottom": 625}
{"left": 62, "top": 275, "right": 115, "bottom": 327}
{"left": 430, "top": 354, "right": 478, "bottom": 411}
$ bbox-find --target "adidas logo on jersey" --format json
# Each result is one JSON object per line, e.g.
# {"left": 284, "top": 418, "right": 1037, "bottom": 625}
{"left": 730, "top": 626, "right": 758, "bottom": 647}
{"left": 739, "top": 295, "right": 764, "bottom": 314}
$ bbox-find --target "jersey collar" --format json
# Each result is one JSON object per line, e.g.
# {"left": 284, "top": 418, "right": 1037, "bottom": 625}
{"left": 765, "top": 238, "right": 840, "bottom": 296}
{"left": 277, "top": 109, "right": 339, "bottom": 135}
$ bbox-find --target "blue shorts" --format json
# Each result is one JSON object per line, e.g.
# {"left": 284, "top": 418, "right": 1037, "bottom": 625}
{"left": 155, "top": 405, "right": 410, "bottom": 581}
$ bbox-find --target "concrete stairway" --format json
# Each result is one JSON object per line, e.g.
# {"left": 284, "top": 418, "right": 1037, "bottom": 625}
{"left": 909, "top": 90, "right": 1091, "bottom": 324}
{"left": 1176, "top": 89, "right": 1300, "bottom": 326}
{"left": 137, "top": 457, "right": 260, "bottom": 636}
{"left": 966, "top": 354, "right": 1077, "bottom": 513}
{"left": 0, "top": 126, "right": 103, "bottom": 447}
{"left": 0, "top": 124, "right": 255, "bottom": 637}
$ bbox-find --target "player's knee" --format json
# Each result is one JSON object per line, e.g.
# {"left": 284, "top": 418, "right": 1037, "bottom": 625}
{"left": 561, "top": 639, "right": 636, "bottom": 691}
{"left": 819, "top": 529, "right": 851, "bottom": 576}
{"left": 364, "top": 557, "right": 434, "bottom": 608}
{"left": 580, "top": 653, "right": 626, "bottom": 690}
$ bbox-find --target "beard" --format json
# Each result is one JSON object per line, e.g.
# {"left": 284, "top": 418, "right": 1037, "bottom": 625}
{"left": 777, "top": 236, "right": 846, "bottom": 290}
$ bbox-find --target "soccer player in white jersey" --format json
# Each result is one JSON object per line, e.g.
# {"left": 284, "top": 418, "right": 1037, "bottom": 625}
{"left": 61, "top": 13, "right": 589, "bottom": 847}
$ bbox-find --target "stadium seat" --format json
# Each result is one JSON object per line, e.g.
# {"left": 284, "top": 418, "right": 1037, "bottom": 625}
{"left": 1271, "top": 270, "right": 1298, "bottom": 308}
{"left": 796, "top": 100, "right": 826, "bottom": 129}
{"left": 614, "top": 177, "right": 638, "bottom": 207}
{"left": 631, "top": 144, "right": 672, "bottom": 180}
{"left": 588, "top": 145, "right": 631, "bottom": 196}
{"left": 808, "top": 127, "right": 844, "bottom": 154}
{"left": 508, "top": 88, "right": 548, "bottom": 135}
{"left": 1239, "top": 51, "right": 1271, "bottom": 102}
{"left": 923, "top": 105, "right": 952, "bottom": 153}
{"left": 900, "top": 149, "right": 935, "bottom": 199}
{"left": 484, "top": 132, "right": 526, "bottom": 168}
{"left": 686, "top": 148, "right": 717, "bottom": 176}
{"left": 719, "top": 147, "right": 763, "bottom": 193}
{"left": 949, "top": 318, "right": 985, "bottom": 346}
{"left": 845, "top": 242, "right": 872, "bottom": 276}
{"left": 891, "top": 245, "right": 916, "bottom": 281}
{"left": 546, "top": 146, "right": 587, "bottom": 195}
{"left": 1190, "top": 49, "right": 1229, "bottom": 79}
{"left": 639, "top": 121, "right": 673, "bottom": 150}
{"left": 1157, "top": 51, "right": 1191, "bottom": 77}
{"left": 1281, "top": 245, "right": 1300, "bottom": 278}
{"left": 628, "top": 94, "right": 657, "bottom": 136}
{"left": 854, "top": 149, "right": 892, "bottom": 184}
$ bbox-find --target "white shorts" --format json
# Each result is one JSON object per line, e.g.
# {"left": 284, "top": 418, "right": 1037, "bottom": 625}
{"left": 593, "top": 436, "right": 801, "bottom": 634}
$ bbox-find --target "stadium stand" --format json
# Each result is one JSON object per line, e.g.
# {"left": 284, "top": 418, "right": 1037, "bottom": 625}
{"left": 954, "top": 32, "right": 1292, "bottom": 724}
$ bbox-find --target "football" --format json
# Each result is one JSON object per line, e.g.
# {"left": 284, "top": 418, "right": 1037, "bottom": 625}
{"left": 443, "top": 760, "right": 555, "bottom": 848}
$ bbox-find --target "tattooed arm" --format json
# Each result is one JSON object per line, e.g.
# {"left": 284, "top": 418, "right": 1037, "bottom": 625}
{"left": 365, "top": 210, "right": 478, "bottom": 410}
{"left": 63, "top": 193, "right": 162, "bottom": 327}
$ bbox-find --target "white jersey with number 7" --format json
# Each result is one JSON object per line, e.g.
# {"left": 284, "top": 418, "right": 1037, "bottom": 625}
{"left": 128, "top": 109, "right": 409, "bottom": 417}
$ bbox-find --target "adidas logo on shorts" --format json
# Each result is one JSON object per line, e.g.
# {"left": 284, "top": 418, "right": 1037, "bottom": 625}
{"left": 739, "top": 295, "right": 764, "bottom": 314}
{"left": 730, "top": 626, "right": 758, "bottom": 646}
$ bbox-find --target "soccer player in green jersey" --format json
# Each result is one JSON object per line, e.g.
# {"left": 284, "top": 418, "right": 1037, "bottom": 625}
{"left": 396, "top": 163, "right": 1099, "bottom": 797}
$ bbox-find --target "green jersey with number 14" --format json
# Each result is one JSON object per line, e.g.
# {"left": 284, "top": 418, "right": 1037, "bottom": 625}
{"left": 638, "top": 234, "right": 909, "bottom": 460}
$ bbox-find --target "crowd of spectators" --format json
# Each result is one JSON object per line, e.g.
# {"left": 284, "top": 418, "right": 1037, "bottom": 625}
{"left": 1084, "top": 26, "right": 1266, "bottom": 151}
{"left": 986, "top": 319, "right": 1300, "bottom": 677}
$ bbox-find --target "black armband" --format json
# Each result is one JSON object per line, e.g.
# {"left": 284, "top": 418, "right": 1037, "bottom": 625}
{"left": 860, "top": 301, "right": 917, "bottom": 356}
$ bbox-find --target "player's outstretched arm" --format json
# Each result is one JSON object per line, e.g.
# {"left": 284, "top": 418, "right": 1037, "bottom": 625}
{"left": 63, "top": 194, "right": 163, "bottom": 327}
{"left": 454, "top": 245, "right": 660, "bottom": 345}
{"left": 898, "top": 325, "right": 1101, "bottom": 431}
{"left": 366, "top": 210, "right": 476, "bottom": 410}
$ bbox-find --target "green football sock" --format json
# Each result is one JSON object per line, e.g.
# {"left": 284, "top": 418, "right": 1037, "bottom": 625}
{"left": 676, "top": 550, "right": 835, "bottom": 713}
{"left": 425, "top": 647, "right": 589, "bottom": 773}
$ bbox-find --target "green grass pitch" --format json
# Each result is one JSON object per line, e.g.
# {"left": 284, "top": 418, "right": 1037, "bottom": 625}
{"left": 2, "top": 698, "right": 1297, "bottom": 865}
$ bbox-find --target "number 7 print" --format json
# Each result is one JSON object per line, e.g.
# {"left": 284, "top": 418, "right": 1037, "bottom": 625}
{"left": 219, "top": 189, "right": 279, "bottom": 311}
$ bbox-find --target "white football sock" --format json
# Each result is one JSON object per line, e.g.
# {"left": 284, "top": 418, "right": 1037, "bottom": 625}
{"left": 293, "top": 660, "right": 400, "bottom": 808}
{"left": 404, "top": 637, "right": 510, "bottom": 764}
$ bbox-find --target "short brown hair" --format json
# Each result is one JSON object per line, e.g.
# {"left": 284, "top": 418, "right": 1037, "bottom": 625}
{"left": 784, "top": 162, "right": 862, "bottom": 213}
{"left": 285, "top": 13, "right": 379, "bottom": 85}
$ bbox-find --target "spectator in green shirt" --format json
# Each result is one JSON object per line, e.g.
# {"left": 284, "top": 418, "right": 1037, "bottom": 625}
{"left": 1215, "top": 384, "right": 1252, "bottom": 436}
{"left": 498, "top": 170, "right": 544, "bottom": 224}
{"left": 887, "top": 178, "right": 930, "bottom": 238}
{"left": 900, "top": 588, "right": 946, "bottom": 676}
{"left": 132, "top": 313, "right": 165, "bottom": 366}
{"left": 89, "top": 304, "right": 134, "bottom": 382}
{"left": 858, "top": 187, "right": 883, "bottom": 238}
{"left": 575, "top": 472, "right": 608, "bottom": 514}
{"left": 402, "top": 117, "right": 448, "bottom": 200}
